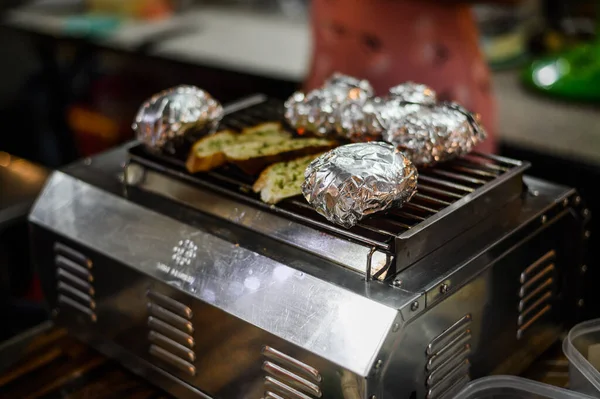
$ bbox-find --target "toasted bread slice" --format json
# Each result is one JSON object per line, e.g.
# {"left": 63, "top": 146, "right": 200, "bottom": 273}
{"left": 253, "top": 154, "right": 320, "bottom": 204}
{"left": 240, "top": 122, "right": 285, "bottom": 136}
{"left": 224, "top": 138, "right": 336, "bottom": 175}
{"left": 186, "top": 130, "right": 237, "bottom": 173}
{"left": 185, "top": 122, "right": 291, "bottom": 173}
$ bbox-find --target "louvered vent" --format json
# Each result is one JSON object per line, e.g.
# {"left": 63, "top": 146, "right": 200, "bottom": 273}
{"left": 146, "top": 290, "right": 196, "bottom": 376}
{"left": 517, "top": 250, "right": 557, "bottom": 340}
{"left": 54, "top": 242, "right": 96, "bottom": 322}
{"left": 425, "top": 314, "right": 472, "bottom": 399}
{"left": 262, "top": 346, "right": 323, "bottom": 399}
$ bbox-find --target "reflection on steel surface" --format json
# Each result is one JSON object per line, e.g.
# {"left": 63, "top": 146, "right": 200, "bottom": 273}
{"left": 30, "top": 172, "right": 398, "bottom": 377}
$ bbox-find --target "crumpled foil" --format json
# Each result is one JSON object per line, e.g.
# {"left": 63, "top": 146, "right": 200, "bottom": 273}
{"left": 286, "top": 78, "right": 440, "bottom": 142}
{"left": 284, "top": 73, "right": 373, "bottom": 137}
{"left": 388, "top": 82, "right": 437, "bottom": 105}
{"left": 285, "top": 76, "right": 487, "bottom": 163}
{"left": 335, "top": 97, "right": 384, "bottom": 141}
{"left": 302, "top": 142, "right": 418, "bottom": 228}
{"left": 323, "top": 73, "right": 374, "bottom": 100}
{"left": 133, "top": 85, "right": 223, "bottom": 149}
{"left": 335, "top": 93, "right": 434, "bottom": 142}
{"left": 366, "top": 83, "right": 436, "bottom": 136}
{"left": 383, "top": 102, "right": 487, "bottom": 166}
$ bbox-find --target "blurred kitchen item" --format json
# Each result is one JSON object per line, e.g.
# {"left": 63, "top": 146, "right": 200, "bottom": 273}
{"left": 62, "top": 14, "right": 121, "bottom": 36}
{"left": 86, "top": 0, "right": 175, "bottom": 20}
{"left": 522, "top": 1, "right": 599, "bottom": 101}
{"left": 195, "top": 0, "right": 308, "bottom": 19}
{"left": 544, "top": 0, "right": 597, "bottom": 39}
{"left": 564, "top": 319, "right": 600, "bottom": 396}
{"left": 522, "top": 43, "right": 600, "bottom": 101}
{"left": 474, "top": 0, "right": 542, "bottom": 69}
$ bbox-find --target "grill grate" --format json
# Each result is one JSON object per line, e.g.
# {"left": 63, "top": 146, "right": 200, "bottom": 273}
{"left": 130, "top": 98, "right": 521, "bottom": 248}
{"left": 127, "top": 96, "right": 528, "bottom": 278}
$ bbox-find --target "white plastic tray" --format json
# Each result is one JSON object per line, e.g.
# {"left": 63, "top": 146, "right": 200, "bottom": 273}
{"left": 453, "top": 376, "right": 595, "bottom": 399}
{"left": 564, "top": 319, "right": 600, "bottom": 397}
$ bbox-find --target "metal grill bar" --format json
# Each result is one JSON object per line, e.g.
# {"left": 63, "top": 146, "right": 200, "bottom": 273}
{"left": 381, "top": 219, "right": 413, "bottom": 230}
{"left": 406, "top": 202, "right": 440, "bottom": 214}
{"left": 414, "top": 193, "right": 452, "bottom": 207}
{"left": 417, "top": 184, "right": 464, "bottom": 200}
{"left": 462, "top": 155, "right": 510, "bottom": 173}
{"left": 428, "top": 169, "right": 487, "bottom": 185}
{"left": 449, "top": 164, "right": 498, "bottom": 179}
{"left": 290, "top": 199, "right": 401, "bottom": 237}
{"left": 276, "top": 200, "right": 394, "bottom": 249}
{"left": 208, "top": 171, "right": 253, "bottom": 190}
{"left": 359, "top": 221, "right": 404, "bottom": 236}
{"left": 418, "top": 175, "right": 475, "bottom": 193}
{"left": 474, "top": 152, "right": 524, "bottom": 166}
{"left": 394, "top": 211, "right": 426, "bottom": 222}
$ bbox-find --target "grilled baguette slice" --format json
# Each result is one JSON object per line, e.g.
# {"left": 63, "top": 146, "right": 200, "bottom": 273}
{"left": 186, "top": 129, "right": 236, "bottom": 173}
{"left": 224, "top": 138, "right": 336, "bottom": 175}
{"left": 253, "top": 154, "right": 320, "bottom": 204}
{"left": 185, "top": 122, "right": 291, "bottom": 173}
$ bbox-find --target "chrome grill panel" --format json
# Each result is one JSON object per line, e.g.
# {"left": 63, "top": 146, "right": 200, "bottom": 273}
{"left": 28, "top": 95, "right": 588, "bottom": 399}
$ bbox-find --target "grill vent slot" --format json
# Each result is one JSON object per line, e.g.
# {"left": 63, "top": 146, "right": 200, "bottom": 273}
{"left": 425, "top": 314, "right": 472, "bottom": 399}
{"left": 517, "top": 250, "right": 557, "bottom": 340}
{"left": 262, "top": 346, "right": 322, "bottom": 399}
{"left": 146, "top": 290, "right": 196, "bottom": 376}
{"left": 54, "top": 243, "right": 96, "bottom": 322}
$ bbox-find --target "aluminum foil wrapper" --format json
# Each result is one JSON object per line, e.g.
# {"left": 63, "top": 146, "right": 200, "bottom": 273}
{"left": 383, "top": 103, "right": 487, "bottom": 166}
{"left": 336, "top": 98, "right": 429, "bottom": 142}
{"left": 323, "top": 73, "right": 374, "bottom": 100}
{"left": 335, "top": 97, "right": 385, "bottom": 141}
{"left": 284, "top": 73, "right": 373, "bottom": 137}
{"left": 284, "top": 90, "right": 336, "bottom": 136}
{"left": 302, "top": 142, "right": 418, "bottom": 228}
{"left": 133, "top": 85, "right": 223, "bottom": 149}
{"left": 335, "top": 83, "right": 437, "bottom": 142}
{"left": 388, "top": 82, "right": 437, "bottom": 105}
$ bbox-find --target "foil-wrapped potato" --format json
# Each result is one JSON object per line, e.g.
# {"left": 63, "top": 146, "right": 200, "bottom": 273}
{"left": 133, "top": 85, "right": 223, "bottom": 150}
{"left": 384, "top": 102, "right": 487, "bottom": 166}
{"left": 302, "top": 142, "right": 418, "bottom": 228}
{"left": 284, "top": 73, "right": 374, "bottom": 137}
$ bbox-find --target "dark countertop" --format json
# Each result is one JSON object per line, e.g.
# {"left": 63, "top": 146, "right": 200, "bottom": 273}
{"left": 0, "top": 322, "right": 570, "bottom": 399}
{"left": 0, "top": 322, "right": 170, "bottom": 399}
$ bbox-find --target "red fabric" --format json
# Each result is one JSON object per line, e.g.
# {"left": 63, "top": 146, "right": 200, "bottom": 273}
{"left": 305, "top": 0, "right": 496, "bottom": 153}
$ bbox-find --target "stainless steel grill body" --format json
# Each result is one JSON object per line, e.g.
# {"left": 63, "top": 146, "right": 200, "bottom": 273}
{"left": 29, "top": 97, "right": 589, "bottom": 399}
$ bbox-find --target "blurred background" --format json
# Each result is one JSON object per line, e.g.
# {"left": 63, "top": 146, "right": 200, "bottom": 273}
{"left": 0, "top": 0, "right": 598, "bottom": 340}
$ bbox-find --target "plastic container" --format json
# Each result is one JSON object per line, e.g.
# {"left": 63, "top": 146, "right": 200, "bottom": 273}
{"left": 564, "top": 319, "right": 600, "bottom": 396}
{"left": 453, "top": 376, "right": 595, "bottom": 399}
